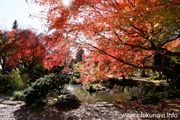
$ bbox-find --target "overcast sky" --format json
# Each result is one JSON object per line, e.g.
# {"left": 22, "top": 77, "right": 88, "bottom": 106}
{"left": 0, "top": 0, "right": 47, "bottom": 33}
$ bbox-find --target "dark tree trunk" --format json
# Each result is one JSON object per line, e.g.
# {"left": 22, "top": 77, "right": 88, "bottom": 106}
{"left": 141, "top": 70, "right": 147, "bottom": 77}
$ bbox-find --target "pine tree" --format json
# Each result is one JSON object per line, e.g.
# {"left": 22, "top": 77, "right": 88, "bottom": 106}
{"left": 12, "top": 20, "right": 18, "bottom": 29}
{"left": 75, "top": 48, "right": 84, "bottom": 63}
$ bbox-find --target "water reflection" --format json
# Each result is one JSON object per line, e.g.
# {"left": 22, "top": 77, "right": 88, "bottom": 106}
{"left": 63, "top": 84, "right": 131, "bottom": 104}
{"left": 66, "top": 85, "right": 74, "bottom": 94}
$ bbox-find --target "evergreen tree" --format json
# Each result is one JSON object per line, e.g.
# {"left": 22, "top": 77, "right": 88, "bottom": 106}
{"left": 75, "top": 48, "right": 84, "bottom": 63}
{"left": 12, "top": 20, "right": 18, "bottom": 29}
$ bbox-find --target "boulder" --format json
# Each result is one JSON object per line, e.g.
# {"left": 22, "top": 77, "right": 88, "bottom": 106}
{"left": 55, "top": 94, "right": 81, "bottom": 109}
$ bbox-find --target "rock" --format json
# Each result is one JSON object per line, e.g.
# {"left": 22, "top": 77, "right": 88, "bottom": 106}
{"left": 100, "top": 87, "right": 106, "bottom": 91}
{"left": 0, "top": 104, "right": 8, "bottom": 108}
{"left": 2, "top": 100, "right": 23, "bottom": 105}
{"left": 55, "top": 94, "right": 81, "bottom": 109}
{"left": 105, "top": 89, "right": 111, "bottom": 92}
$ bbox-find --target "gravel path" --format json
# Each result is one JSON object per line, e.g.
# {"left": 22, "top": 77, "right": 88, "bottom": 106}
{"left": 0, "top": 96, "right": 25, "bottom": 120}
{"left": 0, "top": 96, "right": 179, "bottom": 120}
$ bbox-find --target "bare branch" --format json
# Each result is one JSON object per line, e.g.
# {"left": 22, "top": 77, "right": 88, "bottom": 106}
{"left": 163, "top": 34, "right": 180, "bottom": 46}
{"left": 127, "top": 0, "right": 135, "bottom": 7}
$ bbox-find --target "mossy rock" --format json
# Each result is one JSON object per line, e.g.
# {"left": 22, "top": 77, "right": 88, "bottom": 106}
{"left": 55, "top": 94, "right": 81, "bottom": 109}
{"left": 100, "top": 87, "right": 106, "bottom": 91}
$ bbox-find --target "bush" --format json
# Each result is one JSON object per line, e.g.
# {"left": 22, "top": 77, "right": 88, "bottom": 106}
{"left": 0, "top": 74, "right": 11, "bottom": 85}
{"left": 166, "top": 89, "right": 180, "bottom": 99}
{"left": 23, "top": 74, "right": 70, "bottom": 106}
{"left": 32, "top": 64, "right": 46, "bottom": 80}
{"left": 10, "top": 69, "right": 24, "bottom": 91}
{"left": 129, "top": 83, "right": 180, "bottom": 104}
{"left": 73, "top": 72, "right": 81, "bottom": 79}
{"left": 21, "top": 73, "right": 31, "bottom": 87}
{"left": 0, "top": 74, "right": 12, "bottom": 93}
{"left": 44, "top": 68, "right": 49, "bottom": 75}
{"left": 19, "top": 64, "right": 48, "bottom": 84}
{"left": 129, "top": 83, "right": 163, "bottom": 104}
{"left": 50, "top": 65, "right": 64, "bottom": 74}
{"left": 13, "top": 91, "right": 24, "bottom": 101}
{"left": 155, "top": 82, "right": 167, "bottom": 92}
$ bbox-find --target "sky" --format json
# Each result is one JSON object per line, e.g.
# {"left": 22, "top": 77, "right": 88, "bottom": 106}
{"left": 0, "top": 0, "right": 47, "bottom": 33}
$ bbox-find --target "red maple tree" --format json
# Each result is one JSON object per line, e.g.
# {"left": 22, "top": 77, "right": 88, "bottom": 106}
{"left": 8, "top": 29, "right": 47, "bottom": 72}
{"left": 26, "top": 0, "right": 180, "bottom": 86}
{"left": 0, "top": 29, "right": 18, "bottom": 75}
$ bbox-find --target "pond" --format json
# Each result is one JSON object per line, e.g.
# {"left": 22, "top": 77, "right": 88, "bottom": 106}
{"left": 63, "top": 84, "right": 131, "bottom": 104}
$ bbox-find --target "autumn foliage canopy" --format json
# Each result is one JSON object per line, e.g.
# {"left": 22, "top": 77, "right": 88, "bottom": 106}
{"left": 25, "top": 0, "right": 180, "bottom": 83}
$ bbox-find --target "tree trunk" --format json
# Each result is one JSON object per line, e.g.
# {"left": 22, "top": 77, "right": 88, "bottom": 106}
{"left": 1, "top": 57, "right": 6, "bottom": 75}
{"left": 141, "top": 70, "right": 147, "bottom": 77}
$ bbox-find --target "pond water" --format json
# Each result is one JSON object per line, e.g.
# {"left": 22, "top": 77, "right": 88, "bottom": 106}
{"left": 63, "top": 84, "right": 131, "bottom": 104}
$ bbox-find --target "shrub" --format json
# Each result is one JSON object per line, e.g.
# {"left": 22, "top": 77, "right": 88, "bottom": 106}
{"left": 32, "top": 64, "right": 45, "bottom": 80}
{"left": 0, "top": 74, "right": 11, "bottom": 85}
{"left": 129, "top": 83, "right": 180, "bottom": 104}
{"left": 50, "top": 65, "right": 64, "bottom": 74}
{"left": 73, "top": 72, "right": 81, "bottom": 79}
{"left": 44, "top": 68, "right": 49, "bottom": 75}
{"left": 23, "top": 74, "right": 70, "bottom": 106}
{"left": 19, "top": 64, "right": 48, "bottom": 84}
{"left": 13, "top": 91, "right": 24, "bottom": 100}
{"left": 155, "top": 82, "right": 167, "bottom": 92}
{"left": 69, "top": 78, "right": 79, "bottom": 84}
{"left": 10, "top": 69, "right": 24, "bottom": 91}
{"left": 129, "top": 83, "right": 162, "bottom": 104}
{"left": 166, "top": 89, "right": 180, "bottom": 99}
{"left": 0, "top": 74, "right": 12, "bottom": 93}
{"left": 21, "top": 73, "right": 31, "bottom": 87}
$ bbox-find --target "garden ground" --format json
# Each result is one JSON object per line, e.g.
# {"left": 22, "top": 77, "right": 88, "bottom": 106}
{"left": 0, "top": 94, "right": 179, "bottom": 120}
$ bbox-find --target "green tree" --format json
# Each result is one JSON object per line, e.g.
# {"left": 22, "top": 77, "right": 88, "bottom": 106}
{"left": 75, "top": 48, "right": 84, "bottom": 63}
{"left": 12, "top": 20, "right": 18, "bottom": 29}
